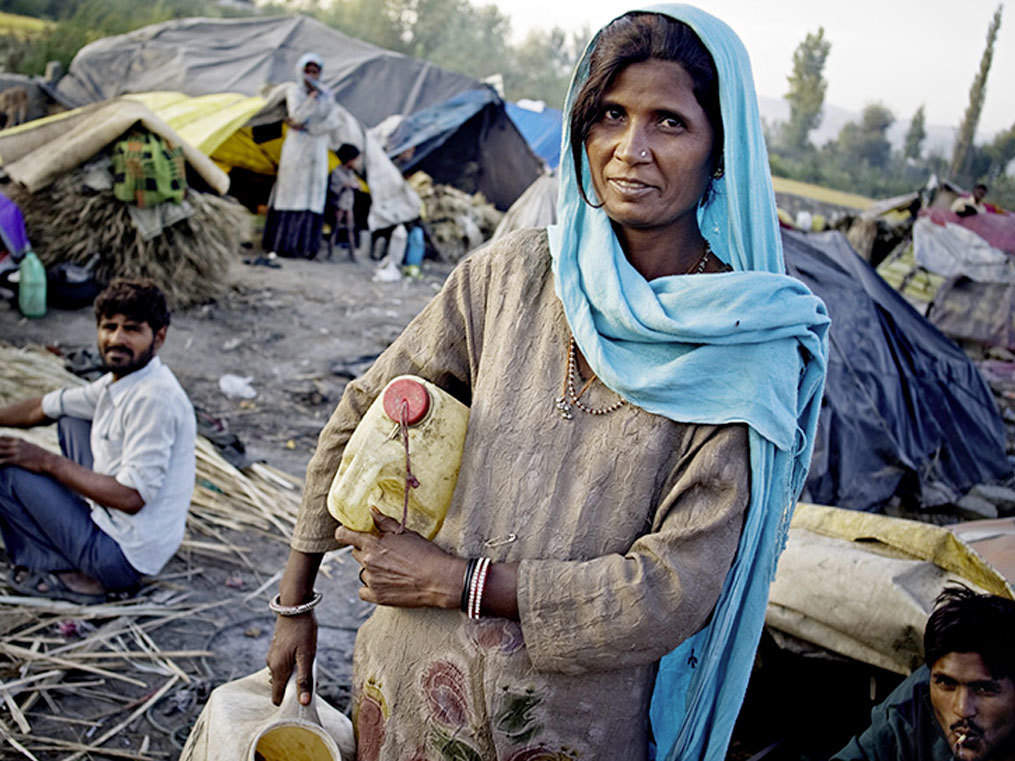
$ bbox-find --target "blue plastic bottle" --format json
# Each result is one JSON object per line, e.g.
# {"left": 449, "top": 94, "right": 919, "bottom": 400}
{"left": 404, "top": 225, "right": 424, "bottom": 266}
{"left": 18, "top": 250, "right": 46, "bottom": 318}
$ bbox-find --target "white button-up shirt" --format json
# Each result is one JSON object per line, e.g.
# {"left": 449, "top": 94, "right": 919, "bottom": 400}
{"left": 42, "top": 356, "right": 196, "bottom": 575}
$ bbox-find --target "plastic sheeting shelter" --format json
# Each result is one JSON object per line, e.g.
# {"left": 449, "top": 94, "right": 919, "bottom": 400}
{"left": 54, "top": 14, "right": 541, "bottom": 210}
{"left": 384, "top": 88, "right": 543, "bottom": 209}
{"left": 784, "top": 229, "right": 1012, "bottom": 511}
{"left": 505, "top": 102, "right": 563, "bottom": 169}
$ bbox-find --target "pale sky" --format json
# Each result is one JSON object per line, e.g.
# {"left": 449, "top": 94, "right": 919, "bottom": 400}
{"left": 496, "top": 0, "right": 1015, "bottom": 140}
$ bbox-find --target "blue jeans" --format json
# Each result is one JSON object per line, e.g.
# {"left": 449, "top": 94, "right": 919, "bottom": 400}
{"left": 0, "top": 417, "right": 140, "bottom": 591}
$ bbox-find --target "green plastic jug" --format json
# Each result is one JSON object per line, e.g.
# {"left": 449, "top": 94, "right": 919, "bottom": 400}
{"left": 18, "top": 250, "right": 46, "bottom": 318}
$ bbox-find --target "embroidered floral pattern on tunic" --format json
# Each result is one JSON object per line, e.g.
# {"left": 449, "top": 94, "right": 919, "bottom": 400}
{"left": 505, "top": 745, "right": 581, "bottom": 761}
{"left": 494, "top": 686, "right": 544, "bottom": 745}
{"left": 427, "top": 726, "right": 484, "bottom": 761}
{"left": 421, "top": 660, "right": 472, "bottom": 728}
{"left": 355, "top": 677, "right": 389, "bottom": 761}
{"left": 467, "top": 619, "right": 525, "bottom": 654}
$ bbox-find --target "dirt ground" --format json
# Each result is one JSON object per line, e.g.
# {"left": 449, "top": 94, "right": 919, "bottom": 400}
{"left": 0, "top": 251, "right": 454, "bottom": 759}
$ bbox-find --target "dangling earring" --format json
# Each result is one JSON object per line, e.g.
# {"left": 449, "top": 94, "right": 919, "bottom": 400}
{"left": 712, "top": 156, "right": 725, "bottom": 179}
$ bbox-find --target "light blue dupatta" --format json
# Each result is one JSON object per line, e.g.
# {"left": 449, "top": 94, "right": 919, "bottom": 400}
{"left": 546, "top": 5, "right": 830, "bottom": 759}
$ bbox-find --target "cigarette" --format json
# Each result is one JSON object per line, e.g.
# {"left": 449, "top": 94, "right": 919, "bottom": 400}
{"left": 956, "top": 733, "right": 968, "bottom": 747}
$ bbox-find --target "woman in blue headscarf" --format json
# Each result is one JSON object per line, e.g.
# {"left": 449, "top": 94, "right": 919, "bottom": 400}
{"left": 268, "top": 6, "right": 829, "bottom": 760}
{"left": 262, "top": 52, "right": 338, "bottom": 259}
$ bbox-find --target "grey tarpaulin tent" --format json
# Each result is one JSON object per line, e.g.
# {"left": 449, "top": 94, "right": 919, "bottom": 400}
{"left": 55, "top": 15, "right": 542, "bottom": 209}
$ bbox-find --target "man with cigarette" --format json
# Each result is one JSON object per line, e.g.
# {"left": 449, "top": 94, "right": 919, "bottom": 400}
{"left": 833, "top": 584, "right": 1015, "bottom": 761}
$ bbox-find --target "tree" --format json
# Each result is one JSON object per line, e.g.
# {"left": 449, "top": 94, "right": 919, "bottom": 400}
{"left": 983, "top": 122, "right": 1015, "bottom": 180}
{"left": 903, "top": 105, "right": 927, "bottom": 161}
{"left": 503, "top": 25, "right": 586, "bottom": 106}
{"left": 835, "top": 103, "right": 895, "bottom": 169}
{"left": 950, "top": 4, "right": 1003, "bottom": 179}
{"left": 781, "top": 27, "right": 831, "bottom": 153}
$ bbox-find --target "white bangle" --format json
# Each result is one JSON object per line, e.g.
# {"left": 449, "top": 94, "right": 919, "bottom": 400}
{"left": 268, "top": 591, "right": 322, "bottom": 616}
{"left": 469, "top": 558, "right": 491, "bottom": 620}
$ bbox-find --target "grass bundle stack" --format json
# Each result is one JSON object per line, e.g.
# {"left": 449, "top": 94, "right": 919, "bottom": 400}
{"left": 6, "top": 171, "right": 250, "bottom": 308}
{"left": 408, "top": 172, "right": 503, "bottom": 263}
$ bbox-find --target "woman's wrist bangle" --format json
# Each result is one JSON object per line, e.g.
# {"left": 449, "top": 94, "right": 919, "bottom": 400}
{"left": 468, "top": 557, "right": 491, "bottom": 620}
{"left": 460, "top": 557, "right": 479, "bottom": 613}
{"left": 269, "top": 591, "right": 322, "bottom": 616}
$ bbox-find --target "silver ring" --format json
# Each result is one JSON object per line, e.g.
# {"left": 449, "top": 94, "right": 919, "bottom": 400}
{"left": 359, "top": 568, "right": 366, "bottom": 586}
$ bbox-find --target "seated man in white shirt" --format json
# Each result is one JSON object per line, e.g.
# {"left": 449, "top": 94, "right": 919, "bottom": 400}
{"left": 0, "top": 278, "right": 196, "bottom": 604}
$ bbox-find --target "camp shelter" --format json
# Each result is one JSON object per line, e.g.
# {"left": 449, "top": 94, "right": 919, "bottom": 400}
{"left": 738, "top": 503, "right": 1015, "bottom": 757}
{"left": 491, "top": 171, "right": 557, "bottom": 240}
{"left": 54, "top": 14, "right": 541, "bottom": 210}
{"left": 0, "top": 100, "right": 249, "bottom": 307}
{"left": 784, "top": 229, "right": 1011, "bottom": 511}
{"left": 0, "top": 97, "right": 229, "bottom": 195}
{"left": 383, "top": 88, "right": 543, "bottom": 209}
{"left": 118, "top": 89, "right": 422, "bottom": 234}
{"left": 505, "top": 101, "right": 564, "bottom": 170}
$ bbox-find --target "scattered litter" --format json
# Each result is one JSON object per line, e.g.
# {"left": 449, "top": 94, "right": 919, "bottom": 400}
{"left": 219, "top": 374, "right": 257, "bottom": 399}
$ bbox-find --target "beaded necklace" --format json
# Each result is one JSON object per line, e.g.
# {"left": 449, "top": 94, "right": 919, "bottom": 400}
{"left": 553, "top": 243, "right": 719, "bottom": 421}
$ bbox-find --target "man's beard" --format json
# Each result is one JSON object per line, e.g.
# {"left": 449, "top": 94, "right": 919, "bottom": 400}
{"left": 100, "top": 340, "right": 156, "bottom": 377}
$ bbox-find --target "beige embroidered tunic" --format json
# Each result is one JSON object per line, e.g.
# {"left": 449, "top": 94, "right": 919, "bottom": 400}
{"left": 293, "top": 229, "right": 750, "bottom": 761}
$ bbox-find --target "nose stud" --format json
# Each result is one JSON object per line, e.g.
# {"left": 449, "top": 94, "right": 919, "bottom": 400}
{"left": 640, "top": 150, "right": 648, "bottom": 158}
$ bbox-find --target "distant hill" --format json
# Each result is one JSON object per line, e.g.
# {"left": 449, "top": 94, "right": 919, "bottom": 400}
{"left": 758, "top": 95, "right": 957, "bottom": 158}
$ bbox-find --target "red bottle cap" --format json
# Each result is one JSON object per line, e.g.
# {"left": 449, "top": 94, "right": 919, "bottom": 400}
{"left": 383, "top": 378, "right": 430, "bottom": 425}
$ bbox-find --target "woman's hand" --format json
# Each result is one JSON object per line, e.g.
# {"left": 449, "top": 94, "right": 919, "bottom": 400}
{"left": 336, "top": 509, "right": 466, "bottom": 610}
{"left": 265, "top": 549, "right": 323, "bottom": 706}
{"left": 266, "top": 613, "right": 317, "bottom": 706}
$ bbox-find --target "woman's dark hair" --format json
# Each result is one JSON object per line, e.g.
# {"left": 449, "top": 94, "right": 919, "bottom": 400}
{"left": 94, "top": 277, "right": 171, "bottom": 333}
{"left": 569, "top": 12, "right": 723, "bottom": 206}
{"left": 924, "top": 583, "right": 1015, "bottom": 680}
{"left": 337, "top": 143, "right": 361, "bottom": 164}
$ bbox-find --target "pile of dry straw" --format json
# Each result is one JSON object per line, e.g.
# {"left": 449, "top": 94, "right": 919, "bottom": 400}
{"left": 408, "top": 172, "right": 503, "bottom": 263}
{"left": 6, "top": 173, "right": 250, "bottom": 308}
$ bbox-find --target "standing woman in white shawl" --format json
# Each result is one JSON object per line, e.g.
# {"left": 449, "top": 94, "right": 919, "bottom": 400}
{"left": 268, "top": 6, "right": 828, "bottom": 760}
{"left": 262, "top": 52, "right": 337, "bottom": 259}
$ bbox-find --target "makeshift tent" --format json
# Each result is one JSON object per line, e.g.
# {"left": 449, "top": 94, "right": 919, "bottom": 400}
{"left": 784, "top": 229, "right": 1011, "bottom": 510}
{"left": 0, "top": 97, "right": 249, "bottom": 306}
{"left": 140, "top": 88, "right": 420, "bottom": 232}
{"left": 927, "top": 278, "right": 1015, "bottom": 352}
{"left": 383, "top": 88, "right": 542, "bottom": 209}
{"left": 505, "top": 101, "right": 563, "bottom": 169}
{"left": 914, "top": 209, "right": 1015, "bottom": 282}
{"left": 491, "top": 171, "right": 557, "bottom": 240}
{"left": 55, "top": 14, "right": 541, "bottom": 209}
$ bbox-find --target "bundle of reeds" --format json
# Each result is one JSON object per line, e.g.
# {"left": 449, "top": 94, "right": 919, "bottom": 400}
{"left": 6, "top": 169, "right": 250, "bottom": 308}
{"left": 408, "top": 172, "right": 503, "bottom": 263}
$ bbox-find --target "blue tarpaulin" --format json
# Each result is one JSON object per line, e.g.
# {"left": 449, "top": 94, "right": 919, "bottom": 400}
{"left": 505, "top": 102, "right": 563, "bottom": 169}
{"left": 386, "top": 88, "right": 500, "bottom": 171}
